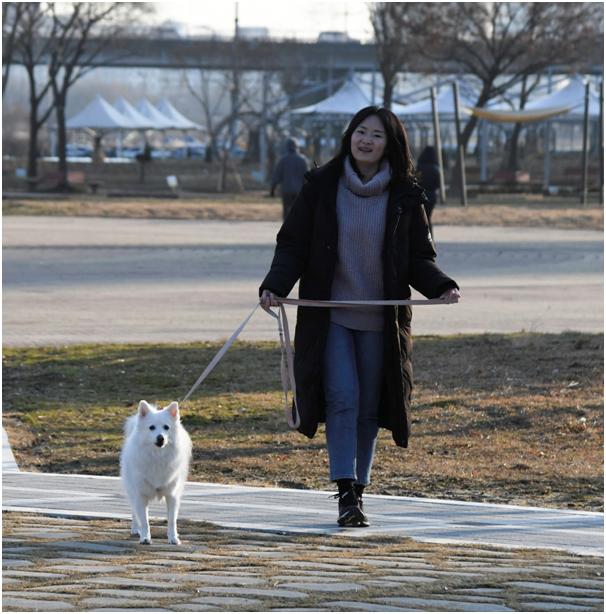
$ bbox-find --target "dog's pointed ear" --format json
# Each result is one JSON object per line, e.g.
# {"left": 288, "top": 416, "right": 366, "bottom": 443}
{"left": 166, "top": 401, "right": 179, "bottom": 420}
{"left": 138, "top": 400, "right": 151, "bottom": 417}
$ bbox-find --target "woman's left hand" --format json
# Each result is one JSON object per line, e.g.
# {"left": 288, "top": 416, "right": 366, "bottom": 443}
{"left": 440, "top": 287, "right": 461, "bottom": 303}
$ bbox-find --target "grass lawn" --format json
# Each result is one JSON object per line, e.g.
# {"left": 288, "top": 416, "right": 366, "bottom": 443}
{"left": 3, "top": 332, "right": 603, "bottom": 511}
{"left": 3, "top": 192, "right": 603, "bottom": 229}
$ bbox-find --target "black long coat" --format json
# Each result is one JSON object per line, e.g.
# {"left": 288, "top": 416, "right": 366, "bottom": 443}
{"left": 260, "top": 159, "right": 458, "bottom": 448}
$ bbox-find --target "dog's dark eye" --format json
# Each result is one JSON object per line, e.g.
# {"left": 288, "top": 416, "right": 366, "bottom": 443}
{"left": 163, "top": 425, "right": 170, "bottom": 431}
{"left": 149, "top": 425, "right": 156, "bottom": 431}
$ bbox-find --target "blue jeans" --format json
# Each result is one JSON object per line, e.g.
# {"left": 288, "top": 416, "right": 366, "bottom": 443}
{"left": 323, "top": 322, "right": 384, "bottom": 485}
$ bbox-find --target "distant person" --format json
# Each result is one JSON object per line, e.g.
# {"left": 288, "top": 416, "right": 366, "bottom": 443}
{"left": 270, "top": 137, "right": 309, "bottom": 220}
{"left": 416, "top": 146, "right": 441, "bottom": 239}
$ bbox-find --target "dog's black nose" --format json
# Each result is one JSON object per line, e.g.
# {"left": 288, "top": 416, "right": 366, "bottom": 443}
{"left": 155, "top": 435, "right": 165, "bottom": 447}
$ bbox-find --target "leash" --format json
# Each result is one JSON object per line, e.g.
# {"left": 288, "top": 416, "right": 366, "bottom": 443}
{"left": 181, "top": 297, "right": 456, "bottom": 429}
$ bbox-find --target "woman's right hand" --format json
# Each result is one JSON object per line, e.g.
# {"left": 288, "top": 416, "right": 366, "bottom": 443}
{"left": 260, "top": 289, "right": 279, "bottom": 309}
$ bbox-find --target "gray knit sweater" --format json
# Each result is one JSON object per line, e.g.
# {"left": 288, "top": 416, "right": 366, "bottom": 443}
{"left": 330, "top": 157, "right": 391, "bottom": 331}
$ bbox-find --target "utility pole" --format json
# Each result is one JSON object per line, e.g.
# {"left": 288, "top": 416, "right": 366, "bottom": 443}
{"left": 452, "top": 80, "right": 467, "bottom": 206}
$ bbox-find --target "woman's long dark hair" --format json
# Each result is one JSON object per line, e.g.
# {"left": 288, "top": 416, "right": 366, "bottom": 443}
{"left": 329, "top": 106, "right": 416, "bottom": 183}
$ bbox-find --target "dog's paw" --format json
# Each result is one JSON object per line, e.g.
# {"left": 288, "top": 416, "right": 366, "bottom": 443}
{"left": 139, "top": 537, "right": 152, "bottom": 545}
{"left": 168, "top": 536, "right": 182, "bottom": 545}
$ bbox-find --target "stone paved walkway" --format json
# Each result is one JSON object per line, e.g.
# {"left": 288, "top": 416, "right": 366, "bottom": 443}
{"left": 2, "top": 429, "right": 604, "bottom": 611}
{"left": 2, "top": 512, "right": 604, "bottom": 612}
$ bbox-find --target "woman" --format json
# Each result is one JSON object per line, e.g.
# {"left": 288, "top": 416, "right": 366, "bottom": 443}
{"left": 416, "top": 145, "right": 441, "bottom": 239}
{"left": 259, "top": 106, "right": 460, "bottom": 527}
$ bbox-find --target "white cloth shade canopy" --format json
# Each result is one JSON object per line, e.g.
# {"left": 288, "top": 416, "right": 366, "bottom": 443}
{"left": 66, "top": 95, "right": 202, "bottom": 131}
{"left": 470, "top": 75, "right": 600, "bottom": 123}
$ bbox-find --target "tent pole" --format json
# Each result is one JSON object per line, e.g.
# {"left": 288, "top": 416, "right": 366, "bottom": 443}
{"left": 600, "top": 80, "right": 604, "bottom": 204}
{"left": 452, "top": 81, "right": 467, "bottom": 206}
{"left": 581, "top": 81, "right": 590, "bottom": 206}
{"left": 430, "top": 86, "right": 446, "bottom": 204}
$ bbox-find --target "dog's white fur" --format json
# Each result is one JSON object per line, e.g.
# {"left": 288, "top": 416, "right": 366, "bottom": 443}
{"left": 120, "top": 400, "right": 192, "bottom": 545}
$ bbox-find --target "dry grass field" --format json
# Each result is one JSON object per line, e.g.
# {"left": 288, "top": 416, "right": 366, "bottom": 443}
{"left": 3, "top": 332, "right": 602, "bottom": 511}
{"left": 3, "top": 191, "right": 603, "bottom": 229}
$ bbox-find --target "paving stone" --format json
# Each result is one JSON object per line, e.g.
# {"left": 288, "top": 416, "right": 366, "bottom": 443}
{"left": 174, "top": 606, "right": 222, "bottom": 612}
{"left": 2, "top": 590, "right": 77, "bottom": 600}
{"left": 2, "top": 577, "right": 22, "bottom": 585}
{"left": 367, "top": 574, "right": 438, "bottom": 583}
{"left": 50, "top": 541, "right": 130, "bottom": 554}
{"left": 3, "top": 569, "right": 67, "bottom": 579}
{"left": 2, "top": 559, "right": 33, "bottom": 568}
{"left": 78, "top": 576, "right": 175, "bottom": 589}
{"left": 483, "top": 566, "right": 540, "bottom": 574}
{"left": 270, "top": 609, "right": 331, "bottom": 612}
{"left": 1, "top": 596, "right": 76, "bottom": 610}
{"left": 509, "top": 581, "right": 598, "bottom": 594}
{"left": 364, "top": 580, "right": 409, "bottom": 588}
{"left": 355, "top": 558, "right": 436, "bottom": 569}
{"left": 557, "top": 579, "right": 605, "bottom": 590}
{"left": 133, "top": 572, "right": 265, "bottom": 585}
{"left": 48, "top": 564, "right": 125, "bottom": 574}
{"left": 276, "top": 581, "right": 365, "bottom": 592}
{"left": 183, "top": 595, "right": 262, "bottom": 607}
{"left": 279, "top": 560, "right": 359, "bottom": 571}
{"left": 93, "top": 588, "right": 193, "bottom": 599}
{"left": 81, "top": 597, "right": 162, "bottom": 608}
{"left": 272, "top": 574, "right": 351, "bottom": 583}
{"left": 1, "top": 547, "right": 37, "bottom": 554}
{"left": 520, "top": 594, "right": 604, "bottom": 605}
{"left": 53, "top": 552, "right": 119, "bottom": 561}
{"left": 323, "top": 601, "right": 414, "bottom": 611}
{"left": 89, "top": 609, "right": 171, "bottom": 612}
{"left": 29, "top": 584, "right": 83, "bottom": 593}
{"left": 380, "top": 597, "right": 515, "bottom": 611}
{"left": 451, "top": 588, "right": 505, "bottom": 595}
{"left": 517, "top": 602, "right": 594, "bottom": 611}
{"left": 10, "top": 529, "right": 81, "bottom": 539}
{"left": 195, "top": 586, "right": 308, "bottom": 598}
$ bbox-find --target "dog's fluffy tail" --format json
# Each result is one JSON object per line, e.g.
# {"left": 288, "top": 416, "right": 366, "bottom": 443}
{"left": 123, "top": 414, "right": 137, "bottom": 438}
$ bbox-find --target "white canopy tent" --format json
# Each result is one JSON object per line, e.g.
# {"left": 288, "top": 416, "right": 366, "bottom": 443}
{"left": 156, "top": 99, "right": 203, "bottom": 130}
{"left": 136, "top": 98, "right": 176, "bottom": 129}
{"left": 66, "top": 95, "right": 133, "bottom": 130}
{"left": 290, "top": 79, "right": 372, "bottom": 116}
{"left": 113, "top": 97, "right": 154, "bottom": 129}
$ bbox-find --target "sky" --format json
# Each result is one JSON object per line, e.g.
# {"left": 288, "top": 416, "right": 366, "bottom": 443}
{"left": 152, "top": 0, "right": 373, "bottom": 41}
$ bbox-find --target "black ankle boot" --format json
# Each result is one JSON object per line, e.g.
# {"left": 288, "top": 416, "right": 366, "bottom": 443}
{"left": 354, "top": 484, "right": 369, "bottom": 527}
{"left": 334, "top": 480, "right": 364, "bottom": 527}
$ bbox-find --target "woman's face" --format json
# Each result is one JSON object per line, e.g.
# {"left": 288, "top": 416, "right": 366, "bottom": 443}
{"left": 350, "top": 114, "right": 387, "bottom": 167}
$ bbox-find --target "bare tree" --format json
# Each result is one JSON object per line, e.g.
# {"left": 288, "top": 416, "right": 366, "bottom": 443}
{"left": 11, "top": 3, "right": 60, "bottom": 182}
{"left": 500, "top": 73, "right": 541, "bottom": 172}
{"left": 2, "top": 2, "right": 25, "bottom": 93}
{"left": 369, "top": 3, "right": 427, "bottom": 109}
{"left": 420, "top": 2, "right": 603, "bottom": 155}
{"left": 184, "top": 69, "right": 268, "bottom": 191}
{"left": 47, "top": 2, "right": 153, "bottom": 190}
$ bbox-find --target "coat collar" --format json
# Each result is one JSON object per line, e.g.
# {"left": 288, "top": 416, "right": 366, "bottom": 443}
{"left": 306, "top": 159, "right": 427, "bottom": 204}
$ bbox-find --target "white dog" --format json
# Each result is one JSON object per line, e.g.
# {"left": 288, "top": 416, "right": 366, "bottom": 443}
{"left": 120, "top": 400, "right": 192, "bottom": 545}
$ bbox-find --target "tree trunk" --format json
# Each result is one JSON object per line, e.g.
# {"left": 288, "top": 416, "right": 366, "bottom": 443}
{"left": 506, "top": 123, "right": 524, "bottom": 172}
{"left": 27, "top": 96, "right": 40, "bottom": 183}
{"left": 55, "top": 94, "right": 70, "bottom": 191}
{"left": 382, "top": 74, "right": 394, "bottom": 110}
{"left": 218, "top": 151, "right": 228, "bottom": 192}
